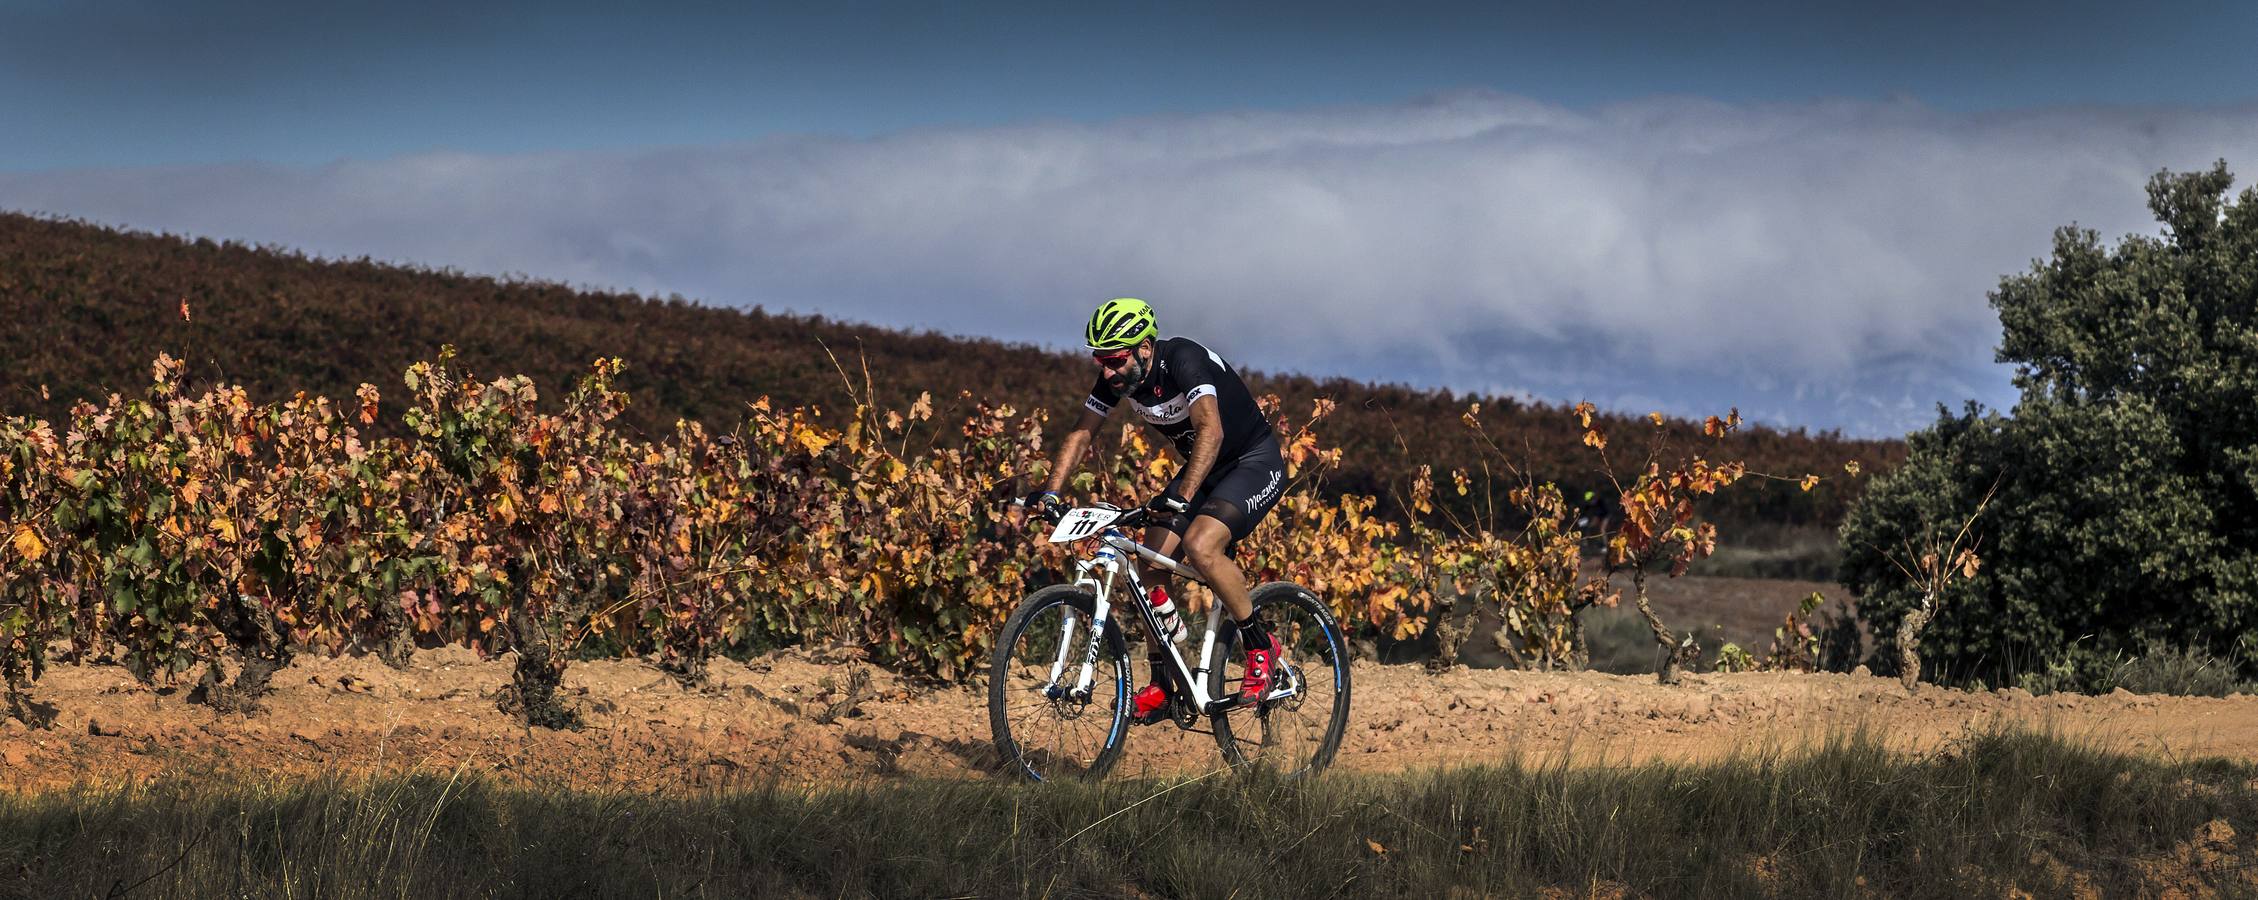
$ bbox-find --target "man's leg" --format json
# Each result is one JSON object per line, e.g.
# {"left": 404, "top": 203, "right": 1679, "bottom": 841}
{"left": 1130, "top": 525, "right": 1185, "bottom": 722}
{"left": 1139, "top": 524, "right": 1182, "bottom": 586}
{"left": 1179, "top": 516, "right": 1249, "bottom": 619}
{"left": 1181, "top": 514, "right": 1276, "bottom": 703}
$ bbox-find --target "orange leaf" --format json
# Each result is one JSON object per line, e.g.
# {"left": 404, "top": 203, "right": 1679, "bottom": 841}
{"left": 1956, "top": 550, "right": 1982, "bottom": 579}
{"left": 1582, "top": 429, "right": 1607, "bottom": 451}
{"left": 1799, "top": 474, "right": 1819, "bottom": 492}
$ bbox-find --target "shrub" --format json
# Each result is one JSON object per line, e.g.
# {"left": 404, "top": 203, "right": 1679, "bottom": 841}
{"left": 1841, "top": 163, "right": 2258, "bottom": 691}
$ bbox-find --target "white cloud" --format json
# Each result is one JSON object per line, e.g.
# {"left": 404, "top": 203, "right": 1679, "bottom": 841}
{"left": 6, "top": 90, "right": 2254, "bottom": 435}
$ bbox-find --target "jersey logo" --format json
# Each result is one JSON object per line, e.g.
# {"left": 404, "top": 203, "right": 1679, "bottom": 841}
{"left": 1132, "top": 394, "right": 1193, "bottom": 425}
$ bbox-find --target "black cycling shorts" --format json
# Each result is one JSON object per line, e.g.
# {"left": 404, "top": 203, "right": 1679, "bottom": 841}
{"left": 1160, "top": 433, "right": 1287, "bottom": 544}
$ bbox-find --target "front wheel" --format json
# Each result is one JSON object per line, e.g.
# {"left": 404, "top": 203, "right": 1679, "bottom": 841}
{"left": 987, "top": 584, "right": 1132, "bottom": 782}
{"left": 1211, "top": 582, "right": 1352, "bottom": 777}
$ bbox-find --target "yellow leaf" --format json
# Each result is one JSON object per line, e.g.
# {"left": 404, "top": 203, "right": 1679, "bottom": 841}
{"left": 1844, "top": 460, "right": 1863, "bottom": 477}
{"left": 887, "top": 459, "right": 908, "bottom": 484}
{"left": 793, "top": 423, "right": 833, "bottom": 455}
{"left": 212, "top": 518, "right": 238, "bottom": 542}
{"left": 1647, "top": 411, "right": 1664, "bottom": 426}
{"left": 1799, "top": 474, "right": 1820, "bottom": 492}
{"left": 10, "top": 525, "right": 46, "bottom": 560}
{"left": 1582, "top": 429, "right": 1607, "bottom": 451}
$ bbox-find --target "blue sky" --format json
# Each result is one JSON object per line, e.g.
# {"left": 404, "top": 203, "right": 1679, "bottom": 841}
{"left": 4, "top": 0, "right": 2257, "bottom": 435}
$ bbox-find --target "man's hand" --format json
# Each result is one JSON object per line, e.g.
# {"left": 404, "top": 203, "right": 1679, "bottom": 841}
{"left": 1025, "top": 493, "right": 1065, "bottom": 521}
{"left": 1145, "top": 487, "right": 1189, "bottom": 517}
{"left": 1009, "top": 490, "right": 1062, "bottom": 531}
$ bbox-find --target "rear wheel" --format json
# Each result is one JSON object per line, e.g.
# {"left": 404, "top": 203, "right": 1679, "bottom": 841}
{"left": 987, "top": 585, "right": 1132, "bottom": 782}
{"left": 1211, "top": 582, "right": 1352, "bottom": 777}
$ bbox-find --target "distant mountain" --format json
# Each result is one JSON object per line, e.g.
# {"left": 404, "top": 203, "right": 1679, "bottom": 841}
{"left": 0, "top": 211, "right": 1900, "bottom": 529}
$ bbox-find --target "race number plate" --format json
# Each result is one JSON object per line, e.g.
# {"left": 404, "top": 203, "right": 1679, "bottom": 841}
{"left": 1046, "top": 507, "right": 1118, "bottom": 543}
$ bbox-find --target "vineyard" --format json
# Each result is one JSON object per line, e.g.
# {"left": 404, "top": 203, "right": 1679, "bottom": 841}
{"left": 0, "top": 347, "right": 1831, "bottom": 726}
{"left": 0, "top": 211, "right": 1903, "bottom": 534}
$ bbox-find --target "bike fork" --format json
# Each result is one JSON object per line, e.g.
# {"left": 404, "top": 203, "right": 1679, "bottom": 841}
{"left": 1056, "top": 569, "right": 1118, "bottom": 703}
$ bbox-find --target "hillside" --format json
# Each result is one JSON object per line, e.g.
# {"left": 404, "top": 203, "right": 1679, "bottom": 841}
{"left": 0, "top": 211, "right": 1900, "bottom": 529}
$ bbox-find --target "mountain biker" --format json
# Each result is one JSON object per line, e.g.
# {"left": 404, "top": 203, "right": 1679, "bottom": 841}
{"left": 1015, "top": 297, "right": 1287, "bottom": 718}
{"left": 1572, "top": 489, "right": 1613, "bottom": 537}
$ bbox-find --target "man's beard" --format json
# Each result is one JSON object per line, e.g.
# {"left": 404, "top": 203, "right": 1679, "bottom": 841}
{"left": 1104, "top": 357, "right": 1147, "bottom": 395}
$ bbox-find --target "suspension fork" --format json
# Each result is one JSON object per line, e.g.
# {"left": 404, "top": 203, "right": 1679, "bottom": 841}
{"left": 1060, "top": 549, "right": 1126, "bottom": 702}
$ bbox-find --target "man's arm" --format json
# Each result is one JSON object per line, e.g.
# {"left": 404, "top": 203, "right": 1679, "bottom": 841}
{"left": 1173, "top": 395, "right": 1225, "bottom": 495}
{"left": 1042, "top": 406, "right": 1109, "bottom": 494}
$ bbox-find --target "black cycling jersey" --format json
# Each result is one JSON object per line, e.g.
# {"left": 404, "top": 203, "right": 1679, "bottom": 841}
{"left": 1085, "top": 337, "right": 1273, "bottom": 469}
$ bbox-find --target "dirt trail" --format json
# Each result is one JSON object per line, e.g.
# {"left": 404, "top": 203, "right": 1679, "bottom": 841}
{"left": 2, "top": 650, "right": 2252, "bottom": 793}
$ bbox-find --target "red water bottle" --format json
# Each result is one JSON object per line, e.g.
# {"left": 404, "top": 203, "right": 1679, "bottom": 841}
{"left": 1150, "top": 586, "right": 1188, "bottom": 644}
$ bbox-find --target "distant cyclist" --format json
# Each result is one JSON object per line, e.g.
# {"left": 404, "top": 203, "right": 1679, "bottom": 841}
{"left": 1016, "top": 298, "right": 1286, "bottom": 716}
{"left": 1572, "top": 489, "right": 1616, "bottom": 538}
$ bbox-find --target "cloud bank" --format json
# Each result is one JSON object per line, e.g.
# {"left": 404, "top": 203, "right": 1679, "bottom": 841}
{"left": 6, "top": 90, "right": 2255, "bottom": 435}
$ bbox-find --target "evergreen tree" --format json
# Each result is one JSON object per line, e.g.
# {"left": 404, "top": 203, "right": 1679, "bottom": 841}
{"left": 1841, "top": 162, "right": 2258, "bottom": 689}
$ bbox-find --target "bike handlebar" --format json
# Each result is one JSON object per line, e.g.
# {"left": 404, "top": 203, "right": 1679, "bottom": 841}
{"left": 1007, "top": 498, "right": 1152, "bottom": 530}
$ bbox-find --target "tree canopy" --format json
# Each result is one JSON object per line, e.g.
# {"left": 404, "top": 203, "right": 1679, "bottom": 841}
{"left": 1840, "top": 162, "right": 2258, "bottom": 690}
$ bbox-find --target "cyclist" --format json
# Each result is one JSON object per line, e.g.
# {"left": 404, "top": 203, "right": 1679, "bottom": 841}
{"left": 1572, "top": 489, "right": 1614, "bottom": 538}
{"left": 1016, "top": 297, "right": 1287, "bottom": 717}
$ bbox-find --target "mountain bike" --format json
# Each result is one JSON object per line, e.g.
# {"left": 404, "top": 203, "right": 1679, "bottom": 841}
{"left": 987, "top": 501, "right": 1351, "bottom": 781}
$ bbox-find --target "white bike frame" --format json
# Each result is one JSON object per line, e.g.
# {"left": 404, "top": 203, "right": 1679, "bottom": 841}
{"left": 1041, "top": 506, "right": 1299, "bottom": 713}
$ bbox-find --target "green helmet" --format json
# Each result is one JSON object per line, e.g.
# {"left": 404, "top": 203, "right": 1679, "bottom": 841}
{"left": 1084, "top": 297, "right": 1158, "bottom": 350}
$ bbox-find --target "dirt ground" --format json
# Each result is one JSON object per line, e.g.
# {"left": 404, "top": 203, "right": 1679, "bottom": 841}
{"left": 2, "top": 645, "right": 2252, "bottom": 794}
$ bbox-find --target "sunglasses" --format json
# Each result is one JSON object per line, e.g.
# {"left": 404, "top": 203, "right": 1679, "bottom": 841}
{"left": 1092, "top": 350, "right": 1135, "bottom": 370}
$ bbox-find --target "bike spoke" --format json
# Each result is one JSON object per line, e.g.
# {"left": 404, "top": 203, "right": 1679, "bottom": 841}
{"left": 992, "top": 594, "right": 1126, "bottom": 781}
{"left": 1214, "top": 587, "right": 1348, "bottom": 778}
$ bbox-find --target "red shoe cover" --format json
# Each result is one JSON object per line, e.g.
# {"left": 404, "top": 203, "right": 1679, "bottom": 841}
{"left": 1132, "top": 683, "right": 1168, "bottom": 719}
{"left": 1237, "top": 646, "right": 1276, "bottom": 703}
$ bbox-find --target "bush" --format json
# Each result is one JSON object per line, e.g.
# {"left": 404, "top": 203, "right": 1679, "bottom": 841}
{"left": 1841, "top": 163, "right": 2258, "bottom": 691}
